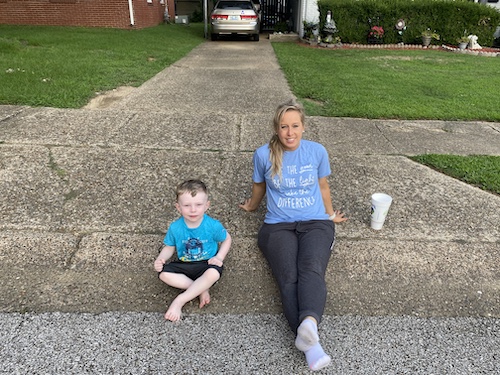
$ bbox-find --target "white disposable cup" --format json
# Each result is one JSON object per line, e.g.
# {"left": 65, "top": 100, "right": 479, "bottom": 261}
{"left": 370, "top": 193, "right": 393, "bottom": 230}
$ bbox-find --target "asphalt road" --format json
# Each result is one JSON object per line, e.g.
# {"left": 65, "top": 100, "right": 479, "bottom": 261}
{"left": 2, "top": 312, "right": 499, "bottom": 374}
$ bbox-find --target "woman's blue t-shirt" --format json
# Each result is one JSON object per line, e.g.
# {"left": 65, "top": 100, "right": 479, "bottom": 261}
{"left": 163, "top": 214, "right": 227, "bottom": 262}
{"left": 252, "top": 140, "right": 331, "bottom": 224}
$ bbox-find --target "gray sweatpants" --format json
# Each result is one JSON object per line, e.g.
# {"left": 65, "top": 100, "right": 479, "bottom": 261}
{"left": 257, "top": 220, "right": 335, "bottom": 334}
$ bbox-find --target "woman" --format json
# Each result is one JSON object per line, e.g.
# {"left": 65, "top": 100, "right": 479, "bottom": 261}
{"left": 240, "top": 99, "right": 347, "bottom": 371}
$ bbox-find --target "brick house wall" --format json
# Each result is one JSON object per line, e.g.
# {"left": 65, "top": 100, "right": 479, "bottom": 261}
{"left": 0, "top": 0, "right": 175, "bottom": 29}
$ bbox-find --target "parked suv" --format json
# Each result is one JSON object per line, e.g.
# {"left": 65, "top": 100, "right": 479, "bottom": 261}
{"left": 210, "top": 0, "right": 261, "bottom": 41}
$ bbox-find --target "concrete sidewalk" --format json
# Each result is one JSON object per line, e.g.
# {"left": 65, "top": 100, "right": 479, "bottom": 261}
{"left": 1, "top": 37, "right": 499, "bottom": 373}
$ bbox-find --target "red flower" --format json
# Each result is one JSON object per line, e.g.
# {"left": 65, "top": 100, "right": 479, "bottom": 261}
{"left": 369, "top": 26, "right": 384, "bottom": 39}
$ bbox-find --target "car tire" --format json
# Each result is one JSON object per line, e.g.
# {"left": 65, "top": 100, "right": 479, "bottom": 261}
{"left": 211, "top": 33, "right": 218, "bottom": 41}
{"left": 253, "top": 33, "right": 259, "bottom": 41}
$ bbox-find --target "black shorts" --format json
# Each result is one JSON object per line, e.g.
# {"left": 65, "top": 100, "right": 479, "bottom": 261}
{"left": 160, "top": 260, "right": 223, "bottom": 280}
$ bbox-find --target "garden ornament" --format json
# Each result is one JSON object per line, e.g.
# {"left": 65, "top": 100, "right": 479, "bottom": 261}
{"left": 467, "top": 35, "right": 482, "bottom": 49}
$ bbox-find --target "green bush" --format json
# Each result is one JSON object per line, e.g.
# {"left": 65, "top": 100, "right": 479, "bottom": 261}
{"left": 191, "top": 8, "right": 204, "bottom": 23}
{"left": 317, "top": 0, "right": 500, "bottom": 46}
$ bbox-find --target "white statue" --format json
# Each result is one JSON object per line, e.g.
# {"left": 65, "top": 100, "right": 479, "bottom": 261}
{"left": 325, "top": 11, "right": 337, "bottom": 31}
{"left": 467, "top": 34, "right": 482, "bottom": 49}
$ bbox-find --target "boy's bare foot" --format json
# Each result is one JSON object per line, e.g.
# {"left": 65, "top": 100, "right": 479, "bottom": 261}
{"left": 164, "top": 299, "right": 184, "bottom": 322}
{"left": 199, "top": 290, "right": 211, "bottom": 309}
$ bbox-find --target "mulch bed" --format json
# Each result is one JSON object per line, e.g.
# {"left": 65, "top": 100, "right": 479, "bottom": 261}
{"left": 299, "top": 39, "right": 500, "bottom": 56}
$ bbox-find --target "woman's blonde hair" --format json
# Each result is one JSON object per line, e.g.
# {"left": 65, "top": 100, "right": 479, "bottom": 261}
{"left": 269, "top": 99, "right": 305, "bottom": 178}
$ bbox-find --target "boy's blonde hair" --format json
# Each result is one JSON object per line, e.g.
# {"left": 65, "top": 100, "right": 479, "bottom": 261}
{"left": 176, "top": 179, "right": 208, "bottom": 200}
{"left": 269, "top": 99, "right": 305, "bottom": 178}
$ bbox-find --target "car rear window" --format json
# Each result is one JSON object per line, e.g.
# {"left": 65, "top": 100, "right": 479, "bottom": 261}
{"left": 216, "top": 1, "right": 254, "bottom": 9}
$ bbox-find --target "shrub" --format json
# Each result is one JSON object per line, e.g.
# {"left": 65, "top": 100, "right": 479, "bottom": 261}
{"left": 317, "top": 0, "right": 500, "bottom": 46}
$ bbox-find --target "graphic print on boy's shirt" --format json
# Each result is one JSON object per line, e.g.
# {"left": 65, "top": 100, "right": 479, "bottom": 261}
{"left": 180, "top": 237, "right": 204, "bottom": 261}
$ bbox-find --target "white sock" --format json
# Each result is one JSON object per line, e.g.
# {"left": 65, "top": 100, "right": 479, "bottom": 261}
{"left": 295, "top": 319, "right": 319, "bottom": 351}
{"left": 305, "top": 342, "right": 331, "bottom": 371}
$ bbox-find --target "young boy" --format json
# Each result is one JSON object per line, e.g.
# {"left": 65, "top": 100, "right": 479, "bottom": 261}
{"left": 154, "top": 179, "right": 232, "bottom": 322}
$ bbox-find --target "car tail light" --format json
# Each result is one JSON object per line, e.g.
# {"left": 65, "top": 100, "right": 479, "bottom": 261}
{"left": 240, "top": 15, "right": 258, "bottom": 20}
{"left": 211, "top": 14, "right": 228, "bottom": 20}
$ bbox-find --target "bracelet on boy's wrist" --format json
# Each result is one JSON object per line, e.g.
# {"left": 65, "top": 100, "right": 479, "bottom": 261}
{"left": 329, "top": 213, "right": 336, "bottom": 221}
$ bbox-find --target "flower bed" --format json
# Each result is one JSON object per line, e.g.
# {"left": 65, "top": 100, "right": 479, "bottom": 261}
{"left": 299, "top": 39, "right": 500, "bottom": 57}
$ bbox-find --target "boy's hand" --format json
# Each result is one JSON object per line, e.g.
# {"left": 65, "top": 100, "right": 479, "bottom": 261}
{"left": 154, "top": 258, "right": 165, "bottom": 272}
{"left": 208, "top": 257, "right": 223, "bottom": 267}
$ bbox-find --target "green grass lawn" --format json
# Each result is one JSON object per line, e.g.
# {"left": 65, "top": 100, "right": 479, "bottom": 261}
{"left": 0, "top": 23, "right": 205, "bottom": 108}
{"left": 410, "top": 155, "right": 500, "bottom": 195}
{"left": 0, "top": 24, "right": 498, "bottom": 195}
{"left": 272, "top": 42, "right": 500, "bottom": 122}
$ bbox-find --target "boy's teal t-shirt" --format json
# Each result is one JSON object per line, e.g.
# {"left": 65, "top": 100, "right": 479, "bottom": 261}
{"left": 163, "top": 214, "right": 227, "bottom": 262}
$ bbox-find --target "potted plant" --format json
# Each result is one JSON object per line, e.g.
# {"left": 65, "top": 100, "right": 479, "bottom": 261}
{"left": 303, "top": 21, "right": 319, "bottom": 41}
{"left": 457, "top": 35, "right": 469, "bottom": 50}
{"left": 421, "top": 29, "right": 440, "bottom": 47}
{"left": 368, "top": 25, "right": 384, "bottom": 44}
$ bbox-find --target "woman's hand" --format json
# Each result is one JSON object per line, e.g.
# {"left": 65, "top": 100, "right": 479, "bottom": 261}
{"left": 332, "top": 210, "right": 348, "bottom": 223}
{"left": 239, "top": 198, "right": 254, "bottom": 212}
{"left": 239, "top": 183, "right": 266, "bottom": 212}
